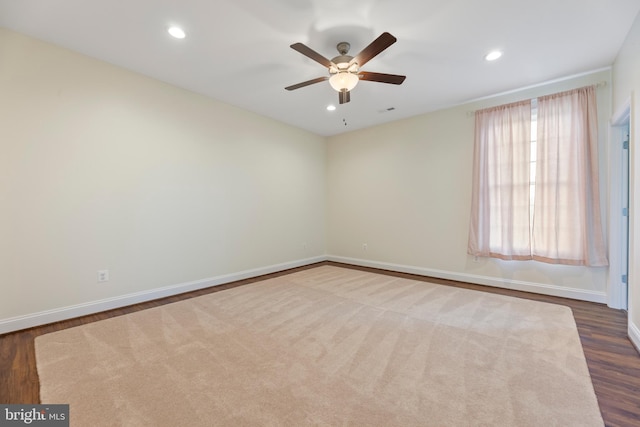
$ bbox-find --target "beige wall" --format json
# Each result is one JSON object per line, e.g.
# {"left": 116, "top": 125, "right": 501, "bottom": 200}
{"left": 613, "top": 11, "right": 640, "bottom": 344}
{"left": 0, "top": 28, "right": 326, "bottom": 327}
{"left": 327, "top": 70, "right": 612, "bottom": 302}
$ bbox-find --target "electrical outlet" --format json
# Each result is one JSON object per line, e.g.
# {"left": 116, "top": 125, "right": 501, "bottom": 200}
{"left": 363, "top": 243, "right": 368, "bottom": 251}
{"left": 97, "top": 269, "right": 109, "bottom": 283}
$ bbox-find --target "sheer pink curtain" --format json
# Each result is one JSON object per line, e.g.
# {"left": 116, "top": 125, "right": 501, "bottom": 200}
{"left": 533, "top": 86, "right": 608, "bottom": 266}
{"left": 468, "top": 100, "right": 532, "bottom": 260}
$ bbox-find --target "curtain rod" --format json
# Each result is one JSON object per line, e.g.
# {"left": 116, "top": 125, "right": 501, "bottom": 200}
{"left": 466, "top": 81, "right": 608, "bottom": 117}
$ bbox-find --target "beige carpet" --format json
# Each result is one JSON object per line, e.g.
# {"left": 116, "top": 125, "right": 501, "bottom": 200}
{"left": 36, "top": 265, "right": 603, "bottom": 426}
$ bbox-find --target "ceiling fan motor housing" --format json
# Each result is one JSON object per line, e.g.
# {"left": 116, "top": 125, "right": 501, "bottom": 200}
{"left": 332, "top": 42, "right": 356, "bottom": 71}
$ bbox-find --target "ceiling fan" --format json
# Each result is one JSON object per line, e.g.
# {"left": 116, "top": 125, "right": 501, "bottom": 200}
{"left": 285, "top": 32, "right": 406, "bottom": 104}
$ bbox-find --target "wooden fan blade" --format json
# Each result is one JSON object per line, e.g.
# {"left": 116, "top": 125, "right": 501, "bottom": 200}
{"left": 285, "top": 77, "right": 328, "bottom": 91}
{"left": 350, "top": 32, "right": 397, "bottom": 67}
{"left": 338, "top": 90, "right": 350, "bottom": 104}
{"left": 358, "top": 71, "right": 406, "bottom": 85}
{"left": 290, "top": 43, "right": 334, "bottom": 68}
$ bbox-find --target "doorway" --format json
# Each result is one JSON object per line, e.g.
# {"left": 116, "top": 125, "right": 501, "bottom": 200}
{"left": 610, "top": 102, "right": 631, "bottom": 310}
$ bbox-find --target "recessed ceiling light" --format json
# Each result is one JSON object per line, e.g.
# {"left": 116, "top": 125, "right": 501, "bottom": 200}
{"left": 484, "top": 50, "right": 503, "bottom": 61}
{"left": 168, "top": 26, "right": 186, "bottom": 39}
{"left": 326, "top": 105, "right": 336, "bottom": 111}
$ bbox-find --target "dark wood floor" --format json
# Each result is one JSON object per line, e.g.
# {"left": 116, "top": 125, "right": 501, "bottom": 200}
{"left": 2, "top": 261, "right": 639, "bottom": 426}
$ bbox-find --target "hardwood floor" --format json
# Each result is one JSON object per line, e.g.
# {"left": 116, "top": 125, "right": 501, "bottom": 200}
{"left": 2, "top": 261, "right": 639, "bottom": 426}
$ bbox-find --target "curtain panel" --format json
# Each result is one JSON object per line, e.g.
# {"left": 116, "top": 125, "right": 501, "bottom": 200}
{"left": 468, "top": 100, "right": 532, "bottom": 260}
{"left": 533, "top": 86, "right": 608, "bottom": 266}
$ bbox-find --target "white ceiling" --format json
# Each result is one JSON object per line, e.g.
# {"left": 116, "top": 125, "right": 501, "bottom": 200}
{"left": 1, "top": 0, "right": 639, "bottom": 136}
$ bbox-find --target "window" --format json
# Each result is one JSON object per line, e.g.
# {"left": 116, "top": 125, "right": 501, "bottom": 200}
{"left": 468, "top": 86, "right": 607, "bottom": 267}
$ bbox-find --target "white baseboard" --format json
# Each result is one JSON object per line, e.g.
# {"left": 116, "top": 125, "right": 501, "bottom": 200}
{"left": 327, "top": 256, "right": 607, "bottom": 304}
{"left": 629, "top": 321, "right": 640, "bottom": 353}
{"left": 1, "top": 254, "right": 609, "bottom": 335}
{"left": 0, "top": 256, "right": 327, "bottom": 335}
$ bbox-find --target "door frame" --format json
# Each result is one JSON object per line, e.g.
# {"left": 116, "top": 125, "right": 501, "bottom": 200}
{"left": 609, "top": 98, "right": 631, "bottom": 310}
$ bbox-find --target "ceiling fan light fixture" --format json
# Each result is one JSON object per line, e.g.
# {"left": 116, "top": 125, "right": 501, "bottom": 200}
{"left": 329, "top": 72, "right": 359, "bottom": 92}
